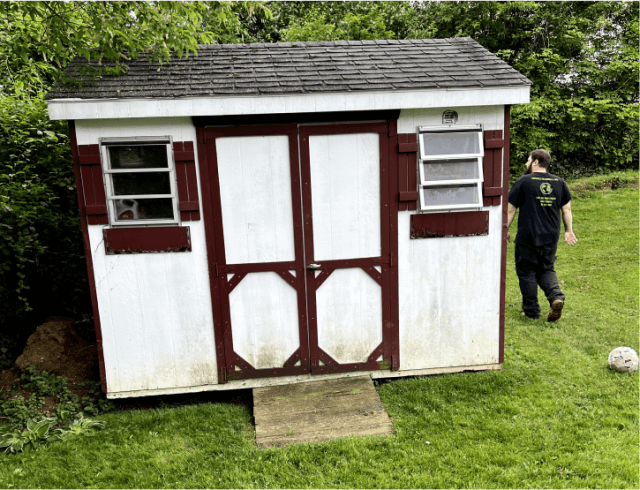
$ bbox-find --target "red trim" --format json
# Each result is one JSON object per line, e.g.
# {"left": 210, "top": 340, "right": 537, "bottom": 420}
{"left": 484, "top": 138, "right": 505, "bottom": 149}
{"left": 388, "top": 119, "right": 400, "bottom": 370}
{"left": 174, "top": 150, "right": 195, "bottom": 162}
{"left": 398, "top": 141, "right": 418, "bottom": 153}
{"left": 68, "top": 122, "right": 108, "bottom": 394}
{"left": 179, "top": 201, "right": 199, "bottom": 212}
{"left": 222, "top": 261, "right": 297, "bottom": 273}
{"left": 399, "top": 191, "right": 419, "bottom": 201}
{"left": 483, "top": 130, "right": 504, "bottom": 206}
{"left": 396, "top": 133, "right": 418, "bottom": 211}
{"left": 195, "top": 126, "right": 228, "bottom": 383}
{"left": 397, "top": 134, "right": 408, "bottom": 211}
{"left": 198, "top": 119, "right": 399, "bottom": 380}
{"left": 78, "top": 153, "right": 101, "bottom": 165}
{"left": 203, "top": 124, "right": 310, "bottom": 380}
{"left": 312, "top": 360, "right": 391, "bottom": 375}
{"left": 174, "top": 141, "right": 200, "bottom": 221}
{"left": 411, "top": 211, "right": 489, "bottom": 239}
{"left": 483, "top": 187, "right": 502, "bottom": 197}
{"left": 407, "top": 135, "right": 418, "bottom": 211}
{"left": 499, "top": 107, "right": 510, "bottom": 363}
{"left": 225, "top": 272, "right": 247, "bottom": 293}
{"left": 103, "top": 226, "right": 191, "bottom": 254}
{"left": 226, "top": 365, "right": 309, "bottom": 381}
{"left": 283, "top": 347, "right": 301, "bottom": 368}
{"left": 367, "top": 342, "right": 384, "bottom": 362}
{"left": 85, "top": 204, "right": 108, "bottom": 216}
{"left": 77, "top": 144, "right": 108, "bottom": 224}
{"left": 300, "top": 122, "right": 395, "bottom": 375}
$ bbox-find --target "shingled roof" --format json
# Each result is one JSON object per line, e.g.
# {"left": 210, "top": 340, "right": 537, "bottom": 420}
{"left": 46, "top": 38, "right": 531, "bottom": 100}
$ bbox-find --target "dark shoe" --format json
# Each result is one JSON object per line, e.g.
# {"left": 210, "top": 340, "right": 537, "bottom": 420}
{"left": 547, "top": 300, "right": 564, "bottom": 322}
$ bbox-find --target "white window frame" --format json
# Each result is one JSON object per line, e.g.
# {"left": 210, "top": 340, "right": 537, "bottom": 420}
{"left": 417, "top": 125, "right": 484, "bottom": 212}
{"left": 100, "top": 136, "right": 180, "bottom": 226}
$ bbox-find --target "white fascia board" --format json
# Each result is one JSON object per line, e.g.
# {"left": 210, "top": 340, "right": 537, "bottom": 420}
{"left": 47, "top": 85, "right": 530, "bottom": 121}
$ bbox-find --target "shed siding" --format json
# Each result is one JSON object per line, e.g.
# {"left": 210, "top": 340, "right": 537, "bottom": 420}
{"left": 76, "top": 118, "right": 217, "bottom": 393}
{"left": 397, "top": 106, "right": 504, "bottom": 370}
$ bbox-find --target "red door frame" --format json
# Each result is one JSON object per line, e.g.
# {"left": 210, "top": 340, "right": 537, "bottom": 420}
{"left": 196, "top": 119, "right": 400, "bottom": 383}
{"left": 298, "top": 122, "right": 394, "bottom": 374}
{"left": 200, "top": 124, "right": 309, "bottom": 381}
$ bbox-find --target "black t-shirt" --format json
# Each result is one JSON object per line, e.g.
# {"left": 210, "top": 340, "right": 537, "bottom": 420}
{"left": 508, "top": 172, "right": 571, "bottom": 246}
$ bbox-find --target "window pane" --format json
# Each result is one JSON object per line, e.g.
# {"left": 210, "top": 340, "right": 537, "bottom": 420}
{"left": 420, "top": 132, "right": 480, "bottom": 156}
{"left": 112, "top": 172, "right": 171, "bottom": 196}
{"left": 422, "top": 184, "right": 479, "bottom": 207}
{"left": 114, "top": 198, "right": 174, "bottom": 221}
{"left": 421, "top": 158, "right": 479, "bottom": 182}
{"left": 109, "top": 145, "right": 169, "bottom": 169}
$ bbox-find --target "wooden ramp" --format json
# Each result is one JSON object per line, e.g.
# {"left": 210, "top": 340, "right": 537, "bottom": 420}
{"left": 253, "top": 376, "right": 393, "bottom": 448}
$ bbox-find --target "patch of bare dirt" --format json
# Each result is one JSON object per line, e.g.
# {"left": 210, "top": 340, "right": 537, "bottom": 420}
{"left": 1, "top": 317, "right": 100, "bottom": 407}
{"left": 15, "top": 316, "right": 99, "bottom": 385}
{"left": 0, "top": 368, "right": 19, "bottom": 393}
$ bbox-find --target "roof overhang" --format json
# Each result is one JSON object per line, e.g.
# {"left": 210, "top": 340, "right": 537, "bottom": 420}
{"left": 47, "top": 85, "right": 530, "bottom": 121}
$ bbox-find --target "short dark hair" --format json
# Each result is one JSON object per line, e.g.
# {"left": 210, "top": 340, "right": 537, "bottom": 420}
{"left": 529, "top": 149, "right": 551, "bottom": 168}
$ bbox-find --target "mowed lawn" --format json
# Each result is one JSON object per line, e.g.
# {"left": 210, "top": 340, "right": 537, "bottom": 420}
{"left": 0, "top": 175, "right": 637, "bottom": 489}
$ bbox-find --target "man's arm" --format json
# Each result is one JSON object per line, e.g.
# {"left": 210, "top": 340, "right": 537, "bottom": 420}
{"left": 562, "top": 201, "right": 578, "bottom": 246}
{"left": 506, "top": 202, "right": 517, "bottom": 242}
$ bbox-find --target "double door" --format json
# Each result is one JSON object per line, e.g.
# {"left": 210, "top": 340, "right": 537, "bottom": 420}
{"left": 203, "top": 122, "right": 395, "bottom": 381}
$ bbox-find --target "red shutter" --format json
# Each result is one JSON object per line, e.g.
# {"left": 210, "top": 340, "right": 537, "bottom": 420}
{"left": 397, "top": 134, "right": 418, "bottom": 211}
{"left": 77, "top": 144, "right": 108, "bottom": 225}
{"left": 483, "top": 131, "right": 504, "bottom": 206}
{"left": 173, "top": 141, "right": 200, "bottom": 221}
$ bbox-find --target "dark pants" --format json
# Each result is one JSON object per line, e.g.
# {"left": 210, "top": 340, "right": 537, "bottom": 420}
{"left": 515, "top": 243, "right": 565, "bottom": 318}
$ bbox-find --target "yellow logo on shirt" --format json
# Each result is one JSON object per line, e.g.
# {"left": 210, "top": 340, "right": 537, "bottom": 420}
{"left": 540, "top": 183, "right": 552, "bottom": 195}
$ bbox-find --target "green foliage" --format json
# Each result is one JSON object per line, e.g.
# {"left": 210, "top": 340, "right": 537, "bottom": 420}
{"left": 254, "top": 1, "right": 639, "bottom": 177}
{"left": 0, "top": 364, "right": 111, "bottom": 454}
{"left": 281, "top": 3, "right": 395, "bottom": 42}
{"left": 0, "top": 95, "right": 89, "bottom": 329}
{"left": 0, "top": 418, "right": 57, "bottom": 454}
{"left": 0, "top": 182, "right": 634, "bottom": 486}
{"left": 0, "top": 1, "right": 224, "bottom": 96}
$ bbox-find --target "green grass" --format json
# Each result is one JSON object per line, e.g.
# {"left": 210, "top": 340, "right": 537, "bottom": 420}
{"left": 0, "top": 174, "right": 637, "bottom": 489}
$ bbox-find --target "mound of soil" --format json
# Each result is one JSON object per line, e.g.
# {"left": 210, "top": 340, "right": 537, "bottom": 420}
{"left": 0, "top": 317, "right": 100, "bottom": 412}
{"left": 15, "top": 316, "right": 99, "bottom": 384}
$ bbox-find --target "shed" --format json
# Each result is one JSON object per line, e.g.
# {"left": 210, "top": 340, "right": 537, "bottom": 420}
{"left": 46, "top": 38, "right": 532, "bottom": 399}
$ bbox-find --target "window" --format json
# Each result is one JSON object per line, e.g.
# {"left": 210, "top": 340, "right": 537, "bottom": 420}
{"left": 100, "top": 137, "right": 179, "bottom": 226}
{"left": 417, "top": 125, "right": 484, "bottom": 212}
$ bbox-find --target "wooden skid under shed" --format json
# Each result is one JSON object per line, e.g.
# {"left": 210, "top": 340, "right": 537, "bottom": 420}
{"left": 253, "top": 376, "right": 393, "bottom": 448}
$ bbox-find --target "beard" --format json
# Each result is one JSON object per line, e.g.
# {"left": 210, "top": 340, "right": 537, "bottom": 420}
{"left": 522, "top": 164, "right": 533, "bottom": 176}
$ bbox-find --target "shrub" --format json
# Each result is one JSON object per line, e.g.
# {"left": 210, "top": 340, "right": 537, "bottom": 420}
{"left": 0, "top": 96, "right": 91, "bottom": 337}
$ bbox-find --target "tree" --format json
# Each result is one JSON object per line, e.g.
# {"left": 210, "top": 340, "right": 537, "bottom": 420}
{"left": 0, "top": 1, "right": 270, "bottom": 97}
{"left": 0, "top": 1, "right": 270, "bottom": 332}
{"left": 251, "top": 1, "right": 639, "bottom": 175}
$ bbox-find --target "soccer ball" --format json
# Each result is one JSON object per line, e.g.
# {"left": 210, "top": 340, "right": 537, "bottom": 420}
{"left": 608, "top": 347, "right": 639, "bottom": 373}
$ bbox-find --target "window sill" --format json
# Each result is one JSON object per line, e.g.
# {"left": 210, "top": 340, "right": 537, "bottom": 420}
{"left": 410, "top": 211, "right": 489, "bottom": 239}
{"left": 103, "top": 226, "right": 191, "bottom": 254}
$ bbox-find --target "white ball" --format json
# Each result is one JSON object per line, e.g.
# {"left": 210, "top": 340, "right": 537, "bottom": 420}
{"left": 608, "top": 347, "right": 639, "bottom": 373}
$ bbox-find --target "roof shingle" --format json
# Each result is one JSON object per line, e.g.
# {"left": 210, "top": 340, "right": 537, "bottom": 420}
{"left": 46, "top": 38, "right": 531, "bottom": 100}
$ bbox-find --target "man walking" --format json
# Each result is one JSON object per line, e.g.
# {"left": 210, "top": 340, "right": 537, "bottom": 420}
{"left": 507, "top": 149, "right": 577, "bottom": 321}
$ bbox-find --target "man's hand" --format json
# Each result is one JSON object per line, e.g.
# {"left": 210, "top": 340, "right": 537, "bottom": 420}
{"left": 564, "top": 231, "right": 578, "bottom": 246}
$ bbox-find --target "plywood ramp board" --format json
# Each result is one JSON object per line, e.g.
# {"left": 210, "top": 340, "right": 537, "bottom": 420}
{"left": 253, "top": 376, "right": 393, "bottom": 448}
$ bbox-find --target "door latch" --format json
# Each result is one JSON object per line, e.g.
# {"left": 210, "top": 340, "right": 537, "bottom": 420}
{"left": 306, "top": 263, "right": 321, "bottom": 270}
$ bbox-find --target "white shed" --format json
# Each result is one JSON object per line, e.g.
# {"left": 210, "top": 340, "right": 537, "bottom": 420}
{"left": 46, "top": 38, "right": 531, "bottom": 399}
